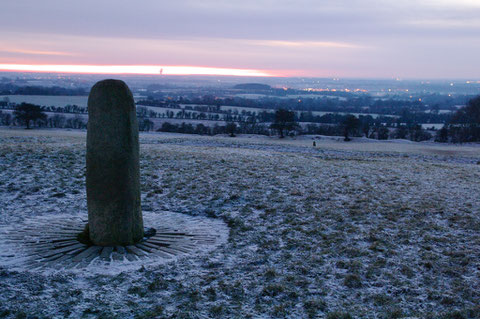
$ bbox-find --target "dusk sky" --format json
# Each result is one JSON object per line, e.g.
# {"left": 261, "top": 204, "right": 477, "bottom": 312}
{"left": 0, "top": 0, "right": 479, "bottom": 78}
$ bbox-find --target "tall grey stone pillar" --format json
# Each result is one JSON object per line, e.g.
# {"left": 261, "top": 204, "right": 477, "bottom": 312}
{"left": 86, "top": 79, "right": 144, "bottom": 246}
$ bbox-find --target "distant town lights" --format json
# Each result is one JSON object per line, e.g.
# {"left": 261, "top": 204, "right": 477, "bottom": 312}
{"left": 301, "top": 88, "right": 367, "bottom": 93}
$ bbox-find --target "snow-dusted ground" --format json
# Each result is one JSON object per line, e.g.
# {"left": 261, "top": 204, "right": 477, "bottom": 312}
{"left": 0, "top": 128, "right": 479, "bottom": 318}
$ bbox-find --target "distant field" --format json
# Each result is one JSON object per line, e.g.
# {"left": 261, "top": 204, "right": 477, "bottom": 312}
{"left": 233, "top": 93, "right": 349, "bottom": 101}
{"left": 421, "top": 123, "right": 444, "bottom": 130}
{"left": 0, "top": 95, "right": 436, "bottom": 130}
{"left": 1, "top": 96, "right": 397, "bottom": 120}
{"left": 186, "top": 104, "right": 397, "bottom": 119}
{"left": 0, "top": 95, "right": 89, "bottom": 108}
{"left": 0, "top": 128, "right": 479, "bottom": 318}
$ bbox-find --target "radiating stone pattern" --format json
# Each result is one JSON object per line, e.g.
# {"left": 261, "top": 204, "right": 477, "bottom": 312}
{"left": 1, "top": 212, "right": 227, "bottom": 272}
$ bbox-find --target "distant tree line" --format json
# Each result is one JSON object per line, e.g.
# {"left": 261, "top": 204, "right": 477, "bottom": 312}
{"left": 157, "top": 121, "right": 270, "bottom": 136}
{"left": 153, "top": 109, "right": 433, "bottom": 141}
{"left": 0, "top": 103, "right": 87, "bottom": 129}
{"left": 141, "top": 95, "right": 425, "bottom": 115}
{"left": 1, "top": 101, "right": 87, "bottom": 114}
{"left": 4, "top": 98, "right": 400, "bottom": 127}
{"left": 138, "top": 97, "right": 453, "bottom": 125}
{"left": 291, "top": 110, "right": 432, "bottom": 142}
{"left": 0, "top": 103, "right": 158, "bottom": 132}
{"left": 0, "top": 103, "right": 433, "bottom": 141}
{"left": 8, "top": 97, "right": 480, "bottom": 144}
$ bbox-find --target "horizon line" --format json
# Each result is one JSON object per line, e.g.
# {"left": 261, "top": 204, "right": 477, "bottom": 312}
{"left": 0, "top": 64, "right": 277, "bottom": 77}
{"left": 0, "top": 65, "right": 478, "bottom": 82}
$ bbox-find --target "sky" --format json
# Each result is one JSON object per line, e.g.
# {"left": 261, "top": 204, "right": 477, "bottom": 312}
{"left": 0, "top": 0, "right": 479, "bottom": 78}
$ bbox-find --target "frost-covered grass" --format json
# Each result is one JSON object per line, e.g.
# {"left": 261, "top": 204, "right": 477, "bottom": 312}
{"left": 1, "top": 128, "right": 480, "bottom": 318}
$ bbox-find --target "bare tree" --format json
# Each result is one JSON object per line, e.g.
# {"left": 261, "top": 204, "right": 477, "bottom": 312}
{"left": 13, "top": 103, "right": 47, "bottom": 129}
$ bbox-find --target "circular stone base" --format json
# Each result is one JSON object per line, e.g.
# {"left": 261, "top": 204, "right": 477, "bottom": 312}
{"left": 0, "top": 212, "right": 228, "bottom": 274}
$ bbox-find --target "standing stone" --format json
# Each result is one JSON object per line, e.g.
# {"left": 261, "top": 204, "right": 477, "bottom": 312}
{"left": 86, "top": 79, "right": 143, "bottom": 246}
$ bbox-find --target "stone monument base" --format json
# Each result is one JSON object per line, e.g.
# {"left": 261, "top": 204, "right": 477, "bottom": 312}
{"left": 0, "top": 212, "right": 228, "bottom": 274}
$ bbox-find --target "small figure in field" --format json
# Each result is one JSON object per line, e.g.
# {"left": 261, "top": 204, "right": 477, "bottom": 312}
{"left": 313, "top": 140, "right": 316, "bottom": 147}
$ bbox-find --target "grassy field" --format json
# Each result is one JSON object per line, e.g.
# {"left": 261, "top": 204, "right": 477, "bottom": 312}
{"left": 0, "top": 95, "right": 89, "bottom": 108}
{"left": 0, "top": 128, "right": 479, "bottom": 318}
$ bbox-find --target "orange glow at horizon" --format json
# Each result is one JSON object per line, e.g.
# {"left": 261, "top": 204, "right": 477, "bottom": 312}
{"left": 0, "top": 64, "right": 275, "bottom": 77}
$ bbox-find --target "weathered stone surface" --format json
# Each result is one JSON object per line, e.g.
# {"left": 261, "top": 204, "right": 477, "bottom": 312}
{"left": 86, "top": 79, "right": 143, "bottom": 246}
